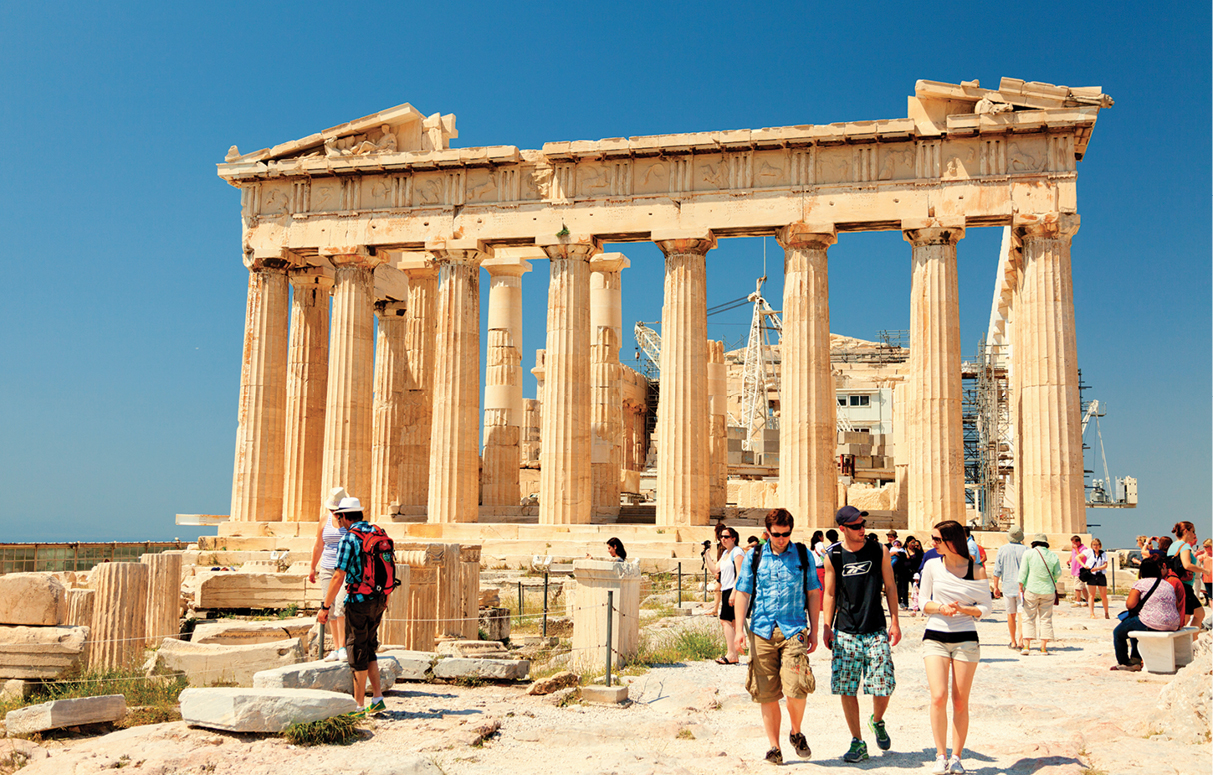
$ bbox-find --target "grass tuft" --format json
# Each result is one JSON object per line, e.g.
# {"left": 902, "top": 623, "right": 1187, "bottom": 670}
{"left": 282, "top": 714, "right": 361, "bottom": 746}
{"left": 0, "top": 668, "right": 187, "bottom": 731}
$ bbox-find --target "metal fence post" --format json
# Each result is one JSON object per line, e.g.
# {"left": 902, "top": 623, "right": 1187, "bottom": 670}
{"left": 677, "top": 562, "right": 682, "bottom": 608}
{"left": 543, "top": 571, "right": 549, "bottom": 638}
{"left": 606, "top": 590, "right": 614, "bottom": 688}
{"left": 518, "top": 581, "right": 524, "bottom": 621}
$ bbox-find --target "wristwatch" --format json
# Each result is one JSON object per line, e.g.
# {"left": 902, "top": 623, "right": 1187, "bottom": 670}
{"left": 321, "top": 604, "right": 331, "bottom": 611}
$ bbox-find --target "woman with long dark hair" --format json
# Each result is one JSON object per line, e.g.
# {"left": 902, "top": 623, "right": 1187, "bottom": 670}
{"left": 919, "top": 520, "right": 992, "bottom": 774}
{"left": 1111, "top": 556, "right": 1182, "bottom": 670}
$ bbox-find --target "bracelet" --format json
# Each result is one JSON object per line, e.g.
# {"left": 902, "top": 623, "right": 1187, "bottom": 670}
{"left": 321, "top": 604, "right": 330, "bottom": 611}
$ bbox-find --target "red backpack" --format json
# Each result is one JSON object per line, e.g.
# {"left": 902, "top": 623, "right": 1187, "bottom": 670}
{"left": 346, "top": 525, "right": 401, "bottom": 598}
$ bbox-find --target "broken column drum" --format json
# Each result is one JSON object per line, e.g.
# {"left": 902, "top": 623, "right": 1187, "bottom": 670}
{"left": 141, "top": 551, "right": 183, "bottom": 647}
{"left": 570, "top": 560, "right": 640, "bottom": 672}
{"left": 91, "top": 562, "right": 150, "bottom": 671}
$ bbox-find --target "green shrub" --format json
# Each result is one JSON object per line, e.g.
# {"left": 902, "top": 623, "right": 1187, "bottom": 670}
{"left": 282, "top": 714, "right": 360, "bottom": 746}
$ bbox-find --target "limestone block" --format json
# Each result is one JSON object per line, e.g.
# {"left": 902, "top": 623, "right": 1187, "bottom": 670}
{"left": 4, "top": 694, "right": 126, "bottom": 736}
{"left": 195, "top": 572, "right": 320, "bottom": 609}
{"left": 154, "top": 637, "right": 302, "bottom": 687}
{"left": 91, "top": 562, "right": 149, "bottom": 671}
{"left": 571, "top": 560, "right": 640, "bottom": 672}
{"left": 191, "top": 617, "right": 317, "bottom": 646}
{"left": 526, "top": 670, "right": 579, "bottom": 696}
{"left": 65, "top": 589, "right": 95, "bottom": 667}
{"left": 1156, "top": 637, "right": 1212, "bottom": 743}
{"left": 377, "top": 564, "right": 412, "bottom": 647}
{"left": 0, "top": 573, "right": 67, "bottom": 626}
{"left": 581, "top": 684, "right": 628, "bottom": 704}
{"left": 479, "top": 589, "right": 500, "bottom": 607}
{"left": 179, "top": 687, "right": 357, "bottom": 733}
{"left": 142, "top": 552, "right": 183, "bottom": 647}
{"left": 478, "top": 607, "right": 510, "bottom": 642}
{"left": 847, "top": 482, "right": 895, "bottom": 512}
{"left": 378, "top": 650, "right": 438, "bottom": 681}
{"left": 432, "top": 657, "right": 529, "bottom": 681}
{"left": 251, "top": 657, "right": 397, "bottom": 695}
{"left": 1, "top": 679, "right": 31, "bottom": 701}
{"left": 0, "top": 626, "right": 88, "bottom": 679}
{"left": 436, "top": 640, "right": 509, "bottom": 659}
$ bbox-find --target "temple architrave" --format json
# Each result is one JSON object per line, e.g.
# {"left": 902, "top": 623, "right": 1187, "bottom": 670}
{"left": 216, "top": 78, "right": 1112, "bottom": 561}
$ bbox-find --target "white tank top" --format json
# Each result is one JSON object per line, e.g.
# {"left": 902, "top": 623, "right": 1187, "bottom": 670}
{"left": 319, "top": 514, "right": 347, "bottom": 570}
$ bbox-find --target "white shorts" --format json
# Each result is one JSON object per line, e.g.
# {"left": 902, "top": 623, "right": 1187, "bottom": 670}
{"left": 317, "top": 566, "right": 347, "bottom": 618}
{"left": 922, "top": 638, "right": 980, "bottom": 663}
{"left": 1004, "top": 593, "right": 1021, "bottom": 615}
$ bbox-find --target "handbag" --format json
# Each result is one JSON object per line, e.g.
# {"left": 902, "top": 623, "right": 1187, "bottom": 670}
{"left": 1036, "top": 548, "right": 1061, "bottom": 605}
{"left": 1117, "top": 578, "right": 1162, "bottom": 621}
{"left": 1078, "top": 567, "right": 1095, "bottom": 584}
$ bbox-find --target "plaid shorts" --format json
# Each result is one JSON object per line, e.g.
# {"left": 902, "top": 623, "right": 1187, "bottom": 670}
{"left": 830, "top": 629, "right": 896, "bottom": 697}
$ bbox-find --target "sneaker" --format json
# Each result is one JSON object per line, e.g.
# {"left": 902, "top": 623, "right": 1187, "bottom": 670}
{"left": 764, "top": 746, "right": 783, "bottom": 765}
{"left": 868, "top": 714, "right": 891, "bottom": 750}
{"left": 335, "top": 647, "right": 348, "bottom": 662}
{"left": 947, "top": 754, "right": 965, "bottom": 773}
{"left": 789, "top": 731, "right": 810, "bottom": 758}
{"left": 842, "top": 738, "right": 868, "bottom": 763}
{"left": 366, "top": 698, "right": 387, "bottom": 715}
{"left": 931, "top": 754, "right": 949, "bottom": 774}
{"left": 323, "top": 649, "right": 340, "bottom": 662}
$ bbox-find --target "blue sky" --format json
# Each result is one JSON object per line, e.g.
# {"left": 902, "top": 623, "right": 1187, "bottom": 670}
{"left": 1, "top": 1, "right": 1208, "bottom": 549}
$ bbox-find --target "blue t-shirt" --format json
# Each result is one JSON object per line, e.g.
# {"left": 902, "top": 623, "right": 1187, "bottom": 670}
{"left": 734, "top": 543, "right": 822, "bottom": 640}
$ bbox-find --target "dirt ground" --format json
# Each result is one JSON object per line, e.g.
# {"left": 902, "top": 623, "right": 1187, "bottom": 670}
{"left": 4, "top": 601, "right": 1209, "bottom": 775}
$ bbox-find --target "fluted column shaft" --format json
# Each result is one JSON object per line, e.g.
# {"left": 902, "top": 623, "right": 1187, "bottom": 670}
{"left": 539, "top": 239, "right": 597, "bottom": 525}
{"left": 230, "top": 256, "right": 291, "bottom": 522}
{"left": 371, "top": 301, "right": 408, "bottom": 520}
{"left": 654, "top": 233, "right": 715, "bottom": 527}
{"left": 777, "top": 225, "right": 837, "bottom": 528}
{"left": 482, "top": 259, "right": 532, "bottom": 507}
{"left": 426, "top": 244, "right": 485, "bottom": 523}
{"left": 91, "top": 563, "right": 149, "bottom": 670}
{"left": 904, "top": 222, "right": 966, "bottom": 533}
{"left": 141, "top": 551, "right": 182, "bottom": 646}
{"left": 1014, "top": 214, "right": 1084, "bottom": 535}
{"left": 400, "top": 264, "right": 438, "bottom": 508}
{"left": 707, "top": 340, "right": 728, "bottom": 512}
{"left": 319, "top": 248, "right": 382, "bottom": 509}
{"left": 283, "top": 269, "right": 332, "bottom": 522}
{"left": 590, "top": 254, "right": 629, "bottom": 518}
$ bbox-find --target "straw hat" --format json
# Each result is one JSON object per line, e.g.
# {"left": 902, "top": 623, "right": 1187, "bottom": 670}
{"left": 323, "top": 487, "right": 348, "bottom": 511}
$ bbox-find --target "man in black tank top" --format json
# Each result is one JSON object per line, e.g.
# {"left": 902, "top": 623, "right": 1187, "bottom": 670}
{"left": 822, "top": 506, "right": 902, "bottom": 763}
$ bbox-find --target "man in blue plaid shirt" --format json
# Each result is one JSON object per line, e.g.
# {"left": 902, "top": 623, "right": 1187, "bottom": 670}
{"left": 318, "top": 496, "right": 386, "bottom": 715}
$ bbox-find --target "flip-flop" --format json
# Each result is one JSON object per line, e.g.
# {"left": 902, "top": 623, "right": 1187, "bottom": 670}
{"left": 715, "top": 657, "right": 739, "bottom": 665}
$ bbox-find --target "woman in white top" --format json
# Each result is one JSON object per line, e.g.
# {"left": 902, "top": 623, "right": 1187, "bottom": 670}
{"left": 309, "top": 487, "right": 349, "bottom": 662}
{"left": 920, "top": 519, "right": 993, "bottom": 775}
{"left": 707, "top": 527, "right": 745, "bottom": 664}
{"left": 1084, "top": 538, "right": 1110, "bottom": 619}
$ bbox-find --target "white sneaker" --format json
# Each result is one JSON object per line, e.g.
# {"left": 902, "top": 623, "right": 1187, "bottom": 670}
{"left": 931, "top": 755, "right": 949, "bottom": 774}
{"left": 323, "top": 649, "right": 339, "bottom": 662}
{"left": 324, "top": 647, "right": 347, "bottom": 662}
{"left": 947, "top": 755, "right": 965, "bottom": 773}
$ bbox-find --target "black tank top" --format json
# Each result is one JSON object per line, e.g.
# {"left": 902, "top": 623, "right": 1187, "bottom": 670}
{"left": 829, "top": 539, "right": 886, "bottom": 634}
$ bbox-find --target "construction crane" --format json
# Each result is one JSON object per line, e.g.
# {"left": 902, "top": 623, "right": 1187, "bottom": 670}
{"left": 633, "top": 322, "right": 662, "bottom": 376}
{"left": 739, "top": 277, "right": 783, "bottom": 452}
{"left": 1081, "top": 400, "right": 1137, "bottom": 508}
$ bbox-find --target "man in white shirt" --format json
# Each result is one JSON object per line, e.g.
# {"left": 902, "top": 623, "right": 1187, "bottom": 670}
{"left": 990, "top": 526, "right": 1028, "bottom": 649}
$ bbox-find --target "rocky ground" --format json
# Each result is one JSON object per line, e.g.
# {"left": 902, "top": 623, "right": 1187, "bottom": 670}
{"left": 3, "top": 601, "right": 1209, "bottom": 775}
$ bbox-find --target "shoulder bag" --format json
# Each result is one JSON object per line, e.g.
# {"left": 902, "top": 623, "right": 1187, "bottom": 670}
{"left": 1036, "top": 548, "right": 1060, "bottom": 605}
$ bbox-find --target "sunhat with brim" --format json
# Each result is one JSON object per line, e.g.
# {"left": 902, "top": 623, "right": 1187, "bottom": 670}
{"left": 333, "top": 496, "right": 363, "bottom": 514}
{"left": 324, "top": 487, "right": 348, "bottom": 511}
{"left": 1031, "top": 533, "right": 1049, "bottom": 546}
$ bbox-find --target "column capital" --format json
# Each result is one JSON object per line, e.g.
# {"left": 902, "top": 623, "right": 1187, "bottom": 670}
{"left": 397, "top": 254, "right": 440, "bottom": 279}
{"left": 537, "top": 233, "right": 600, "bottom": 261}
{"left": 425, "top": 238, "right": 490, "bottom": 265}
{"left": 902, "top": 218, "right": 965, "bottom": 247}
{"left": 481, "top": 256, "right": 533, "bottom": 277}
{"left": 320, "top": 245, "right": 384, "bottom": 270}
{"left": 776, "top": 223, "right": 837, "bottom": 250}
{"left": 243, "top": 247, "right": 302, "bottom": 272}
{"left": 589, "top": 252, "right": 630, "bottom": 274}
{"left": 652, "top": 229, "right": 716, "bottom": 256}
{"left": 374, "top": 300, "right": 408, "bottom": 317}
{"left": 287, "top": 265, "right": 334, "bottom": 289}
{"left": 1013, "top": 212, "right": 1080, "bottom": 241}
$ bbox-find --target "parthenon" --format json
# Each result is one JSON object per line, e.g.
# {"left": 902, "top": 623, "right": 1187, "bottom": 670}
{"left": 217, "top": 76, "right": 1112, "bottom": 550}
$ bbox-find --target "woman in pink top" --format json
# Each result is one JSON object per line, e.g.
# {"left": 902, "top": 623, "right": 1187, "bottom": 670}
{"left": 1110, "top": 556, "right": 1182, "bottom": 671}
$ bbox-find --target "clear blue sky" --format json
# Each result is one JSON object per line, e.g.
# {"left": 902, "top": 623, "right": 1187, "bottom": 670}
{"left": 1, "top": 1, "right": 1208, "bottom": 549}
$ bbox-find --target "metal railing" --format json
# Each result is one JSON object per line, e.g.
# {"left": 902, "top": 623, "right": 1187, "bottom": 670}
{"left": 0, "top": 542, "right": 189, "bottom": 575}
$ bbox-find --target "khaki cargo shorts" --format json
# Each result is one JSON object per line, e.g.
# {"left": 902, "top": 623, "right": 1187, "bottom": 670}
{"left": 746, "top": 625, "right": 815, "bottom": 704}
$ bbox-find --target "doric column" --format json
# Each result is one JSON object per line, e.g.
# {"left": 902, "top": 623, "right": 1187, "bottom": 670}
{"left": 91, "top": 563, "right": 149, "bottom": 670}
{"left": 903, "top": 220, "right": 966, "bottom": 533}
{"left": 283, "top": 267, "right": 332, "bottom": 522}
{"left": 707, "top": 339, "right": 728, "bottom": 512}
{"left": 399, "top": 260, "right": 439, "bottom": 508}
{"left": 426, "top": 240, "right": 487, "bottom": 523}
{"left": 371, "top": 300, "right": 408, "bottom": 520}
{"left": 653, "top": 231, "right": 715, "bottom": 527}
{"left": 538, "top": 235, "right": 599, "bottom": 525}
{"left": 1014, "top": 213, "right": 1084, "bottom": 535}
{"left": 230, "top": 251, "right": 293, "bottom": 522}
{"left": 776, "top": 224, "right": 837, "bottom": 528}
{"left": 319, "top": 247, "right": 383, "bottom": 511}
{"left": 590, "top": 253, "right": 629, "bottom": 519}
{"left": 141, "top": 551, "right": 182, "bottom": 646}
{"left": 481, "top": 257, "right": 532, "bottom": 507}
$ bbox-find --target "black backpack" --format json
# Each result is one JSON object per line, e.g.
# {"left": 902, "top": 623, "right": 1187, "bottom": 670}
{"left": 1167, "top": 550, "right": 1194, "bottom": 583}
{"left": 746, "top": 542, "right": 814, "bottom": 620}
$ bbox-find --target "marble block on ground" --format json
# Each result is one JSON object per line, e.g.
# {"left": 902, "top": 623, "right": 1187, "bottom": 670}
{"left": 5, "top": 694, "right": 126, "bottom": 736}
{"left": 0, "top": 625, "right": 88, "bottom": 680}
{"left": 191, "top": 617, "right": 318, "bottom": 646}
{"left": 252, "top": 657, "right": 398, "bottom": 695}
{"left": 377, "top": 650, "right": 438, "bottom": 681}
{"left": 195, "top": 572, "right": 320, "bottom": 610}
{"left": 432, "top": 657, "right": 530, "bottom": 681}
{"left": 436, "top": 640, "right": 509, "bottom": 658}
{"left": 179, "top": 687, "right": 357, "bottom": 733}
{"left": 0, "top": 574, "right": 67, "bottom": 626}
{"left": 154, "top": 637, "right": 302, "bottom": 687}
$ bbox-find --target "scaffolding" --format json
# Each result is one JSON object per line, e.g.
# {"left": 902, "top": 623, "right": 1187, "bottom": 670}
{"left": 962, "top": 336, "right": 1012, "bottom": 528}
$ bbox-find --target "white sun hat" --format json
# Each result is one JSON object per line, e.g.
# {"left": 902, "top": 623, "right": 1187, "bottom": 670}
{"left": 323, "top": 487, "right": 348, "bottom": 511}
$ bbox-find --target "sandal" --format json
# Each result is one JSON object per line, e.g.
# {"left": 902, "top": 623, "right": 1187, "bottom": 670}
{"left": 715, "top": 657, "right": 738, "bottom": 665}
{"left": 1110, "top": 664, "right": 1141, "bottom": 671}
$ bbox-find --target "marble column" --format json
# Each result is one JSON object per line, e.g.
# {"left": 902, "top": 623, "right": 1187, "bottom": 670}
{"left": 481, "top": 257, "right": 532, "bottom": 507}
{"left": 1014, "top": 213, "right": 1084, "bottom": 535}
{"left": 426, "top": 241, "right": 486, "bottom": 523}
{"left": 91, "top": 562, "right": 149, "bottom": 670}
{"left": 590, "top": 253, "right": 629, "bottom": 519}
{"left": 902, "top": 220, "right": 966, "bottom": 533}
{"left": 399, "top": 260, "right": 439, "bottom": 509}
{"left": 371, "top": 300, "right": 408, "bottom": 520}
{"left": 283, "top": 268, "right": 332, "bottom": 522}
{"left": 319, "top": 247, "right": 382, "bottom": 511}
{"left": 230, "top": 252, "right": 292, "bottom": 522}
{"left": 538, "top": 236, "right": 598, "bottom": 525}
{"left": 654, "top": 232, "right": 715, "bottom": 527}
{"left": 776, "top": 224, "right": 837, "bottom": 528}
{"left": 141, "top": 551, "right": 182, "bottom": 646}
{"left": 707, "top": 339, "right": 728, "bottom": 512}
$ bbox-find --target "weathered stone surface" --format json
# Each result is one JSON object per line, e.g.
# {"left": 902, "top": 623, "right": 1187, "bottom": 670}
{"left": 5, "top": 694, "right": 126, "bottom": 736}
{"left": 436, "top": 640, "right": 508, "bottom": 659}
{"left": 581, "top": 684, "right": 628, "bottom": 704}
{"left": 378, "top": 650, "right": 438, "bottom": 681}
{"left": 179, "top": 687, "right": 356, "bottom": 733}
{"left": 1156, "top": 636, "right": 1212, "bottom": 743}
{"left": 478, "top": 607, "right": 510, "bottom": 641}
{"left": 192, "top": 617, "right": 317, "bottom": 646}
{"left": 0, "top": 574, "right": 67, "bottom": 626}
{"left": 0, "top": 625, "right": 88, "bottom": 679}
{"left": 195, "top": 572, "right": 320, "bottom": 609}
{"left": 432, "top": 657, "right": 529, "bottom": 681}
{"left": 526, "top": 670, "right": 580, "bottom": 696}
{"left": 1, "top": 679, "right": 31, "bottom": 701}
{"left": 252, "top": 657, "right": 398, "bottom": 695}
{"left": 142, "top": 552, "right": 183, "bottom": 647}
{"left": 154, "top": 637, "right": 302, "bottom": 687}
{"left": 92, "top": 562, "right": 149, "bottom": 670}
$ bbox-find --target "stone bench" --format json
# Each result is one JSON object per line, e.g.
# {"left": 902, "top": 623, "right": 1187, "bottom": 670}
{"left": 1129, "top": 627, "right": 1197, "bottom": 674}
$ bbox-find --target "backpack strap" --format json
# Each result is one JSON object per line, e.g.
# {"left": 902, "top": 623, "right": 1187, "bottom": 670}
{"left": 796, "top": 542, "right": 811, "bottom": 613}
